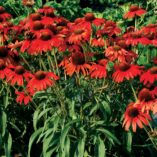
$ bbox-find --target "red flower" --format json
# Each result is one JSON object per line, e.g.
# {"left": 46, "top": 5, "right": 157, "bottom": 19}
{"left": 83, "top": 13, "right": 105, "bottom": 26}
{"left": 90, "top": 59, "right": 108, "bottom": 79}
{"left": 141, "top": 24, "right": 157, "bottom": 34}
{"left": 123, "top": 103, "right": 151, "bottom": 132}
{"left": 38, "top": 6, "right": 55, "bottom": 17}
{"left": 15, "top": 90, "right": 33, "bottom": 105}
{"left": 28, "top": 21, "right": 45, "bottom": 37}
{"left": 138, "top": 88, "right": 157, "bottom": 112}
{"left": 91, "top": 38, "right": 105, "bottom": 47}
{"left": 74, "top": 13, "right": 105, "bottom": 27}
{"left": 0, "top": 6, "right": 12, "bottom": 21}
{"left": 23, "top": 29, "right": 64, "bottom": 55}
{"left": 124, "top": 31, "right": 151, "bottom": 46}
{"left": 62, "top": 52, "right": 91, "bottom": 76}
{"left": 29, "top": 13, "right": 42, "bottom": 21}
{"left": 68, "top": 24, "right": 91, "bottom": 44}
{"left": 96, "top": 20, "right": 121, "bottom": 37}
{"left": 6, "top": 65, "right": 33, "bottom": 86}
{"left": 27, "top": 71, "right": 59, "bottom": 91}
{"left": 0, "top": 46, "right": 19, "bottom": 65}
{"left": 105, "top": 45, "right": 128, "bottom": 62}
{"left": 140, "top": 67, "right": 157, "bottom": 85}
{"left": 0, "top": 59, "right": 11, "bottom": 79}
{"left": 112, "top": 62, "right": 142, "bottom": 83}
{"left": 124, "top": 5, "right": 146, "bottom": 19}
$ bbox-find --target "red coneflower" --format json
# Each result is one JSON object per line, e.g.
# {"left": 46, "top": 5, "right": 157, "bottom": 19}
{"left": 62, "top": 52, "right": 91, "bottom": 76}
{"left": 124, "top": 31, "right": 151, "bottom": 46}
{"left": 38, "top": 6, "right": 55, "bottom": 17}
{"left": 26, "top": 29, "right": 64, "bottom": 55}
{"left": 29, "top": 13, "right": 42, "bottom": 21}
{"left": 140, "top": 67, "right": 157, "bottom": 85}
{"left": 141, "top": 24, "right": 157, "bottom": 34}
{"left": 29, "top": 21, "right": 45, "bottom": 37}
{"left": 84, "top": 13, "right": 105, "bottom": 26}
{"left": 27, "top": 71, "right": 59, "bottom": 91}
{"left": 20, "top": 31, "right": 36, "bottom": 53}
{"left": 138, "top": 88, "right": 157, "bottom": 112}
{"left": 123, "top": 102, "right": 151, "bottom": 132}
{"left": 96, "top": 20, "right": 121, "bottom": 37}
{"left": 112, "top": 62, "right": 142, "bottom": 83}
{"left": 0, "top": 59, "right": 11, "bottom": 79}
{"left": 90, "top": 59, "right": 108, "bottom": 79}
{"left": 0, "top": 6, "right": 12, "bottom": 21}
{"left": 6, "top": 65, "right": 33, "bottom": 86}
{"left": 0, "top": 46, "right": 18, "bottom": 65}
{"left": 15, "top": 90, "right": 33, "bottom": 105}
{"left": 68, "top": 24, "right": 91, "bottom": 44}
{"left": 91, "top": 37, "right": 105, "bottom": 47}
{"left": 123, "top": 5, "right": 146, "bottom": 19}
{"left": 105, "top": 45, "right": 128, "bottom": 62}
{"left": 74, "top": 13, "right": 105, "bottom": 27}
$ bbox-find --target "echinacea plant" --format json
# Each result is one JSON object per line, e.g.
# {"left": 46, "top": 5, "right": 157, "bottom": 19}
{"left": 0, "top": 2, "right": 157, "bottom": 157}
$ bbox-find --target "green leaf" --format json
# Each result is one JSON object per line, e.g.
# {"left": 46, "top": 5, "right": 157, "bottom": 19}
{"left": 89, "top": 104, "right": 98, "bottom": 116}
{"left": 60, "top": 119, "right": 80, "bottom": 156}
{"left": 65, "top": 136, "right": 70, "bottom": 157}
{"left": 4, "top": 91, "right": 9, "bottom": 108}
{"left": 4, "top": 132, "right": 12, "bottom": 157}
{"left": 33, "top": 107, "right": 52, "bottom": 130}
{"left": 0, "top": 111, "right": 7, "bottom": 137}
{"left": 126, "top": 132, "right": 132, "bottom": 153}
{"left": 74, "top": 127, "right": 86, "bottom": 157}
{"left": 9, "top": 122, "right": 21, "bottom": 133}
{"left": 33, "top": 108, "right": 40, "bottom": 130}
{"left": 68, "top": 100, "right": 77, "bottom": 120}
{"left": 28, "top": 128, "right": 43, "bottom": 157}
{"left": 97, "top": 136, "right": 106, "bottom": 157}
{"left": 74, "top": 137, "right": 85, "bottom": 157}
{"left": 101, "top": 101, "right": 111, "bottom": 115}
{"left": 97, "top": 128, "right": 121, "bottom": 145}
{"left": 36, "top": 0, "right": 42, "bottom": 7}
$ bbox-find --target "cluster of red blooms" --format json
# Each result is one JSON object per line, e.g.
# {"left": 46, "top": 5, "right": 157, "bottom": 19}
{"left": 1, "top": 5, "right": 157, "bottom": 132}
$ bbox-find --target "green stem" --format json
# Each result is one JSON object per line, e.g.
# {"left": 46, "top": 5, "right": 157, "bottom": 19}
{"left": 129, "top": 82, "right": 138, "bottom": 101}
{"left": 39, "top": 55, "right": 47, "bottom": 71}
{"left": 20, "top": 55, "right": 33, "bottom": 71}
{"left": 135, "top": 16, "right": 137, "bottom": 31}
{"left": 47, "top": 53, "right": 55, "bottom": 72}
{"left": 52, "top": 48, "right": 59, "bottom": 76}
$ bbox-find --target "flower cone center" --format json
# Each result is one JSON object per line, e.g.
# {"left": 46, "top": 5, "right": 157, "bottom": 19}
{"left": 85, "top": 13, "right": 95, "bottom": 21}
{"left": 15, "top": 66, "right": 25, "bottom": 75}
{"left": 74, "top": 29, "right": 84, "bottom": 35}
{"left": 35, "top": 71, "right": 46, "bottom": 80}
{"left": 138, "top": 88, "right": 153, "bottom": 102}
{"left": 0, "top": 46, "right": 8, "bottom": 58}
{"left": 128, "top": 107, "right": 139, "bottom": 118}
{"left": 0, "top": 6, "right": 5, "bottom": 14}
{"left": 150, "top": 67, "right": 157, "bottom": 74}
{"left": 30, "top": 13, "right": 42, "bottom": 21}
{"left": 113, "top": 45, "right": 121, "bottom": 51}
{"left": 40, "top": 32, "right": 52, "bottom": 41}
{"left": 72, "top": 52, "right": 85, "bottom": 65}
{"left": 130, "top": 6, "right": 139, "bottom": 12}
{"left": 32, "top": 21, "right": 44, "bottom": 30}
{"left": 119, "top": 63, "right": 130, "bottom": 71}
{"left": 0, "top": 59, "right": 5, "bottom": 70}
